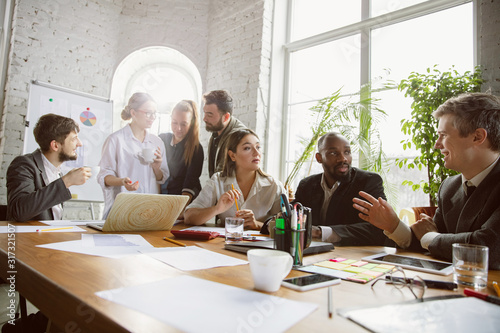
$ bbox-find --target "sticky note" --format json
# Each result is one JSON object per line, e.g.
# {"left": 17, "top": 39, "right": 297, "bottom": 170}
{"left": 361, "top": 270, "right": 384, "bottom": 277}
{"left": 347, "top": 274, "right": 373, "bottom": 283}
{"left": 371, "top": 266, "right": 394, "bottom": 273}
{"left": 342, "top": 266, "right": 368, "bottom": 274}
{"left": 330, "top": 257, "right": 347, "bottom": 262}
{"left": 342, "top": 259, "right": 357, "bottom": 265}
{"left": 377, "top": 264, "right": 395, "bottom": 270}
{"left": 315, "top": 261, "right": 347, "bottom": 270}
{"left": 351, "top": 261, "right": 368, "bottom": 267}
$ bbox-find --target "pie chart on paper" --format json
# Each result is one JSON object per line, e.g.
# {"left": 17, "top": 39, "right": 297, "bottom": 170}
{"left": 80, "top": 111, "right": 97, "bottom": 126}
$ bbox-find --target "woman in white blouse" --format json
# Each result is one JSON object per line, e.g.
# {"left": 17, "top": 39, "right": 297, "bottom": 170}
{"left": 184, "top": 128, "right": 285, "bottom": 230}
{"left": 97, "top": 92, "right": 169, "bottom": 217}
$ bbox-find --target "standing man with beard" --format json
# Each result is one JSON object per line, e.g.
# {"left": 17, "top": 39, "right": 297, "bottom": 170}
{"left": 6, "top": 113, "right": 91, "bottom": 222}
{"left": 203, "top": 90, "right": 247, "bottom": 177}
{"left": 294, "top": 132, "right": 388, "bottom": 246}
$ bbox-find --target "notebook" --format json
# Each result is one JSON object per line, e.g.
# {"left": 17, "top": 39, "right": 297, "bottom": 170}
{"left": 87, "top": 193, "right": 189, "bottom": 232}
{"left": 224, "top": 240, "right": 334, "bottom": 255}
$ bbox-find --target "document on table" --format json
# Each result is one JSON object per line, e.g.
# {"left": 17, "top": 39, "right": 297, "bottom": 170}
{"left": 140, "top": 246, "right": 247, "bottom": 271}
{"left": 0, "top": 226, "right": 86, "bottom": 233}
{"left": 40, "top": 220, "right": 98, "bottom": 226}
{"left": 96, "top": 275, "right": 317, "bottom": 333}
{"left": 36, "top": 234, "right": 153, "bottom": 258}
{"left": 338, "top": 296, "right": 500, "bottom": 333}
{"left": 81, "top": 234, "right": 153, "bottom": 247}
{"left": 183, "top": 226, "right": 273, "bottom": 241}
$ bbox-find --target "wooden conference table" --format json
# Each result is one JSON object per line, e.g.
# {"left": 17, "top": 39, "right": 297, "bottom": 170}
{"left": 1, "top": 221, "right": 499, "bottom": 333}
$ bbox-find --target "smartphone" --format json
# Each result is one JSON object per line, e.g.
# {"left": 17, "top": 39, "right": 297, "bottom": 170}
{"left": 281, "top": 274, "right": 340, "bottom": 292}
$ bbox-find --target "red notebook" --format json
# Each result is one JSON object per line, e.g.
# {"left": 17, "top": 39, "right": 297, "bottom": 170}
{"left": 170, "top": 229, "right": 220, "bottom": 240}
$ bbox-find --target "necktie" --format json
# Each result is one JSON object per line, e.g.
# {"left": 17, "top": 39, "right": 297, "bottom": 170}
{"left": 465, "top": 183, "right": 476, "bottom": 198}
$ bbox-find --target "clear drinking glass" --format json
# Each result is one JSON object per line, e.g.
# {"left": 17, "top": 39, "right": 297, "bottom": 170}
{"left": 452, "top": 243, "right": 489, "bottom": 289}
{"left": 225, "top": 217, "right": 244, "bottom": 243}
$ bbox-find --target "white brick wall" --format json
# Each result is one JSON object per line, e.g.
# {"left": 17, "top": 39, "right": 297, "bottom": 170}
{"left": 0, "top": 0, "right": 272, "bottom": 211}
{"left": 0, "top": 0, "right": 122, "bottom": 206}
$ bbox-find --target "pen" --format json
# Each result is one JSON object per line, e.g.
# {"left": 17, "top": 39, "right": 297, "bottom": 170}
{"left": 36, "top": 227, "right": 73, "bottom": 232}
{"left": 231, "top": 184, "right": 240, "bottom": 210}
{"left": 163, "top": 237, "right": 187, "bottom": 247}
{"left": 464, "top": 288, "right": 500, "bottom": 306}
{"left": 386, "top": 276, "right": 457, "bottom": 290}
{"left": 493, "top": 281, "right": 500, "bottom": 297}
{"left": 328, "top": 286, "right": 333, "bottom": 318}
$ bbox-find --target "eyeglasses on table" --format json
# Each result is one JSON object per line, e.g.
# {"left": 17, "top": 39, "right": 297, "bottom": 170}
{"left": 371, "top": 266, "right": 427, "bottom": 300}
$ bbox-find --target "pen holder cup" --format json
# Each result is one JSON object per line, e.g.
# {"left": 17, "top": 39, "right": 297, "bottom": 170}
{"left": 274, "top": 228, "right": 306, "bottom": 267}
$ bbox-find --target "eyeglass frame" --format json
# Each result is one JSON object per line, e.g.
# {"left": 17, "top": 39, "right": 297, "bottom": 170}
{"left": 135, "top": 109, "right": 157, "bottom": 119}
{"left": 371, "top": 266, "right": 427, "bottom": 300}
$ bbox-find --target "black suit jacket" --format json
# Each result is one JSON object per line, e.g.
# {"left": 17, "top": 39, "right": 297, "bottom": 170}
{"left": 408, "top": 159, "right": 500, "bottom": 269}
{"left": 7, "top": 149, "right": 72, "bottom": 221}
{"left": 294, "top": 168, "right": 388, "bottom": 246}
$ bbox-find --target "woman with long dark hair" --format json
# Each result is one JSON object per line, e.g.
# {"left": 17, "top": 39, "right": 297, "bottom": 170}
{"left": 159, "top": 100, "right": 203, "bottom": 206}
{"left": 184, "top": 128, "right": 285, "bottom": 230}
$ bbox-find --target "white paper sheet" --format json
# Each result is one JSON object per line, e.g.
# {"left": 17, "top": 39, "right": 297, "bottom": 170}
{"left": 40, "top": 220, "right": 101, "bottom": 226}
{"left": 184, "top": 225, "right": 226, "bottom": 233}
{"left": 140, "top": 246, "right": 247, "bottom": 271}
{"left": 36, "top": 234, "right": 153, "bottom": 258}
{"left": 0, "top": 226, "right": 86, "bottom": 233}
{"left": 96, "top": 275, "right": 318, "bottom": 333}
{"left": 81, "top": 234, "right": 153, "bottom": 248}
{"left": 340, "top": 296, "right": 500, "bottom": 333}
{"left": 183, "top": 226, "right": 273, "bottom": 241}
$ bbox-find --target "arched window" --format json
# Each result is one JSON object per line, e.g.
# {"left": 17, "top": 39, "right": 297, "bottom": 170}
{"left": 110, "top": 46, "right": 202, "bottom": 135}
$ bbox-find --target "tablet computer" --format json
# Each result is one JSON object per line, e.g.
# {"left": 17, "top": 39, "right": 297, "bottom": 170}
{"left": 362, "top": 253, "right": 453, "bottom": 275}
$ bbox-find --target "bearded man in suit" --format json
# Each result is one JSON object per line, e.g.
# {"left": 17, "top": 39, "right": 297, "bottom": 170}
{"left": 294, "top": 132, "right": 388, "bottom": 246}
{"left": 7, "top": 113, "right": 91, "bottom": 222}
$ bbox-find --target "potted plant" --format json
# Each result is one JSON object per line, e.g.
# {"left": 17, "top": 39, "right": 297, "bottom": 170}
{"left": 285, "top": 83, "right": 395, "bottom": 201}
{"left": 397, "top": 65, "right": 483, "bottom": 209}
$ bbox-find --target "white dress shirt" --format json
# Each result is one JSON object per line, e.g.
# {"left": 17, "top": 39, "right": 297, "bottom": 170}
{"left": 97, "top": 124, "right": 169, "bottom": 217}
{"left": 186, "top": 172, "right": 285, "bottom": 225}
{"left": 318, "top": 174, "right": 342, "bottom": 243}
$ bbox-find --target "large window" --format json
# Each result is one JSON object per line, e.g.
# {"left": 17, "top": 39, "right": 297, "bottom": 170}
{"left": 283, "top": 0, "right": 474, "bottom": 211}
{"left": 110, "top": 47, "right": 202, "bottom": 136}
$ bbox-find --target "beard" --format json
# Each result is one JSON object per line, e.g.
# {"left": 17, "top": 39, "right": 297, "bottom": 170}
{"left": 58, "top": 150, "right": 77, "bottom": 162}
{"left": 329, "top": 162, "right": 351, "bottom": 182}
{"left": 205, "top": 118, "right": 224, "bottom": 132}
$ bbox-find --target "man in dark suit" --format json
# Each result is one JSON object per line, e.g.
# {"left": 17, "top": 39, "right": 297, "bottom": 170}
{"left": 6, "top": 113, "right": 91, "bottom": 222}
{"left": 353, "top": 92, "right": 500, "bottom": 269}
{"left": 294, "top": 132, "right": 388, "bottom": 246}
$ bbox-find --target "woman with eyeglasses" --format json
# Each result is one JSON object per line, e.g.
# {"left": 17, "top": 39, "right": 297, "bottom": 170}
{"left": 184, "top": 128, "right": 285, "bottom": 230}
{"left": 98, "top": 92, "right": 169, "bottom": 217}
{"left": 159, "top": 100, "right": 204, "bottom": 217}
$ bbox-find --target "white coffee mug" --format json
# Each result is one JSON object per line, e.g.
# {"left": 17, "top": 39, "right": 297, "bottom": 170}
{"left": 140, "top": 148, "right": 155, "bottom": 163}
{"left": 247, "top": 249, "right": 293, "bottom": 292}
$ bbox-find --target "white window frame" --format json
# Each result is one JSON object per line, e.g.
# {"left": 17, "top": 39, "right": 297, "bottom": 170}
{"left": 270, "top": 0, "right": 477, "bottom": 183}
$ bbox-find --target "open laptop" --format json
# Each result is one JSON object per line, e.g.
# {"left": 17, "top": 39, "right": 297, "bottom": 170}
{"left": 87, "top": 193, "right": 189, "bottom": 232}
